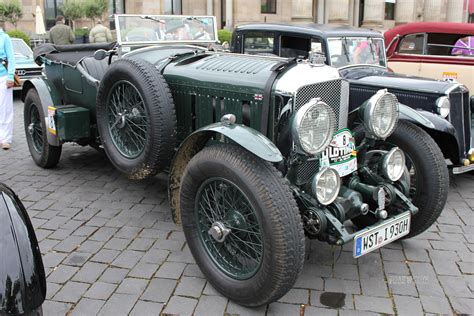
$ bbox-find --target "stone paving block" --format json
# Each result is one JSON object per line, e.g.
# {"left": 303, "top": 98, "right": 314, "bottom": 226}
{"left": 128, "top": 262, "right": 159, "bottom": 279}
{"left": 438, "top": 275, "right": 472, "bottom": 298}
{"left": 194, "top": 295, "right": 228, "bottom": 316}
{"left": 139, "top": 228, "right": 169, "bottom": 239}
{"left": 103, "top": 237, "right": 131, "bottom": 250}
{"left": 129, "top": 300, "right": 164, "bottom": 316}
{"left": 84, "top": 281, "right": 117, "bottom": 300}
{"left": 277, "top": 288, "right": 309, "bottom": 304}
{"left": 420, "top": 295, "right": 452, "bottom": 314}
{"left": 162, "top": 295, "right": 198, "bottom": 315}
{"left": 431, "top": 240, "right": 468, "bottom": 252}
{"left": 98, "top": 293, "right": 139, "bottom": 315}
{"left": 155, "top": 261, "right": 186, "bottom": 279}
{"left": 183, "top": 264, "right": 205, "bottom": 278}
{"left": 266, "top": 302, "right": 301, "bottom": 315}
{"left": 63, "top": 252, "right": 92, "bottom": 267}
{"left": 380, "top": 248, "right": 405, "bottom": 262}
{"left": 360, "top": 277, "right": 389, "bottom": 297}
{"left": 72, "top": 261, "right": 107, "bottom": 283}
{"left": 128, "top": 237, "right": 155, "bottom": 251}
{"left": 90, "top": 226, "right": 118, "bottom": 242}
{"left": 458, "top": 261, "right": 474, "bottom": 274}
{"left": 338, "top": 310, "right": 382, "bottom": 316}
{"left": 354, "top": 295, "right": 394, "bottom": 314}
{"left": 53, "top": 235, "right": 87, "bottom": 252}
{"left": 304, "top": 306, "right": 338, "bottom": 316}
{"left": 42, "top": 301, "right": 72, "bottom": 316}
{"left": 72, "top": 225, "right": 97, "bottom": 237}
{"left": 112, "top": 249, "right": 145, "bottom": 269}
{"left": 408, "top": 262, "right": 445, "bottom": 297}
{"left": 449, "top": 296, "right": 474, "bottom": 315}
{"left": 99, "top": 267, "right": 129, "bottom": 284}
{"left": 77, "top": 240, "right": 105, "bottom": 254}
{"left": 167, "top": 249, "right": 196, "bottom": 264}
{"left": 393, "top": 295, "right": 424, "bottom": 316}
{"left": 115, "top": 226, "right": 142, "bottom": 239}
{"left": 141, "top": 278, "right": 177, "bottom": 303}
{"left": 203, "top": 282, "right": 222, "bottom": 296}
{"left": 153, "top": 239, "right": 185, "bottom": 251}
{"left": 387, "top": 274, "right": 418, "bottom": 297}
{"left": 48, "top": 228, "right": 74, "bottom": 241}
{"left": 116, "top": 277, "right": 149, "bottom": 295}
{"left": 174, "top": 276, "right": 206, "bottom": 298}
{"left": 53, "top": 281, "right": 89, "bottom": 303}
{"left": 139, "top": 248, "right": 169, "bottom": 264}
{"left": 333, "top": 263, "right": 359, "bottom": 280}
{"left": 383, "top": 261, "right": 410, "bottom": 275}
{"left": 42, "top": 252, "right": 67, "bottom": 269}
{"left": 71, "top": 298, "right": 105, "bottom": 316}
{"left": 91, "top": 248, "right": 121, "bottom": 263}
{"left": 46, "top": 282, "right": 61, "bottom": 300}
{"left": 310, "top": 290, "right": 354, "bottom": 310}
{"left": 324, "top": 279, "right": 361, "bottom": 294}
{"left": 47, "top": 265, "right": 79, "bottom": 284}
{"left": 226, "top": 300, "right": 266, "bottom": 316}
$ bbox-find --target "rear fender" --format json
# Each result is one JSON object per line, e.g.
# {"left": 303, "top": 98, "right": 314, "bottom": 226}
{"left": 168, "top": 122, "right": 283, "bottom": 224}
{"left": 22, "top": 79, "right": 62, "bottom": 146}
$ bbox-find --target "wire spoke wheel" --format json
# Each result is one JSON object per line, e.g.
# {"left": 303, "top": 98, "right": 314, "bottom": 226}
{"left": 195, "top": 177, "right": 263, "bottom": 280}
{"left": 106, "top": 80, "right": 148, "bottom": 159}
{"left": 28, "top": 104, "right": 44, "bottom": 154}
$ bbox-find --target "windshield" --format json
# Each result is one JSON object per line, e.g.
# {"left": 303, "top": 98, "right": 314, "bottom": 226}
{"left": 11, "top": 39, "right": 33, "bottom": 58}
{"left": 328, "top": 37, "right": 386, "bottom": 68}
{"left": 115, "top": 14, "right": 218, "bottom": 45}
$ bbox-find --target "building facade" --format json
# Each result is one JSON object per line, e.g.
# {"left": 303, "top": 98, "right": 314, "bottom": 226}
{"left": 9, "top": 0, "right": 473, "bottom": 36}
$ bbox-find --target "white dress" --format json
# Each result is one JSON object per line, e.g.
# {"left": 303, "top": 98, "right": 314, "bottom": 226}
{"left": 0, "top": 74, "right": 13, "bottom": 144}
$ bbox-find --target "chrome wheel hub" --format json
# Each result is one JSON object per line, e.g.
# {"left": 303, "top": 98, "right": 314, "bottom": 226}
{"left": 28, "top": 123, "right": 35, "bottom": 135}
{"left": 208, "top": 221, "right": 231, "bottom": 243}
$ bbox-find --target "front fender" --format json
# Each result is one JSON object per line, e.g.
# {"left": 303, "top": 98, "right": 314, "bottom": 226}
{"left": 399, "top": 103, "right": 461, "bottom": 161}
{"left": 22, "top": 78, "right": 62, "bottom": 146}
{"left": 168, "top": 123, "right": 283, "bottom": 224}
{"left": 0, "top": 183, "right": 46, "bottom": 314}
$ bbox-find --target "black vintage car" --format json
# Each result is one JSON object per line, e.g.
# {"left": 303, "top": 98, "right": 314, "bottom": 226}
{"left": 231, "top": 23, "right": 474, "bottom": 174}
{"left": 0, "top": 183, "right": 46, "bottom": 315}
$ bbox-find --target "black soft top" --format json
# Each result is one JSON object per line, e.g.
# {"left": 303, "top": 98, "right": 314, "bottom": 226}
{"left": 33, "top": 42, "right": 116, "bottom": 66}
{"left": 235, "top": 23, "right": 383, "bottom": 39}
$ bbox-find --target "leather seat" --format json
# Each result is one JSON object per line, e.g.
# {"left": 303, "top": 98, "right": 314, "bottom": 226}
{"left": 80, "top": 57, "right": 109, "bottom": 81}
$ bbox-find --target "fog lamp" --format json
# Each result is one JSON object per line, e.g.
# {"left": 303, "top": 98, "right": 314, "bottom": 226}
{"left": 382, "top": 147, "right": 406, "bottom": 181}
{"left": 312, "top": 167, "right": 341, "bottom": 205}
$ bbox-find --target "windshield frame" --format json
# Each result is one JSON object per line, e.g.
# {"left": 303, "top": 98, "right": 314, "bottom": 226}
{"left": 114, "top": 14, "right": 219, "bottom": 48}
{"left": 327, "top": 36, "right": 387, "bottom": 69}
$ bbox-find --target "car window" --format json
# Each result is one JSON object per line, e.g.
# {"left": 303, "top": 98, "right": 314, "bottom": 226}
{"left": 280, "top": 35, "right": 311, "bottom": 58}
{"left": 328, "top": 37, "right": 385, "bottom": 67}
{"left": 243, "top": 32, "right": 275, "bottom": 55}
{"left": 397, "top": 34, "right": 425, "bottom": 55}
{"left": 451, "top": 36, "right": 474, "bottom": 57}
{"left": 11, "top": 39, "right": 33, "bottom": 58}
{"left": 425, "top": 33, "right": 473, "bottom": 56}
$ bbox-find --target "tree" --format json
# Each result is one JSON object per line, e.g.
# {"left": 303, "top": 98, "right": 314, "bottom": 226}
{"left": 61, "top": 0, "right": 85, "bottom": 30}
{"left": 83, "top": 0, "right": 107, "bottom": 25}
{"left": 0, "top": 0, "right": 23, "bottom": 29}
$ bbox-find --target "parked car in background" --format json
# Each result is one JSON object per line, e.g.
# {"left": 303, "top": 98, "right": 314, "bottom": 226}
{"left": 0, "top": 183, "right": 46, "bottom": 315}
{"left": 22, "top": 14, "right": 449, "bottom": 306}
{"left": 11, "top": 38, "right": 44, "bottom": 90}
{"left": 384, "top": 22, "right": 474, "bottom": 93}
{"left": 231, "top": 23, "right": 474, "bottom": 174}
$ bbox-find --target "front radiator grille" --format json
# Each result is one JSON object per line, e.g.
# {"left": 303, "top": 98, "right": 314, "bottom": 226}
{"left": 293, "top": 79, "right": 350, "bottom": 185}
{"left": 449, "top": 87, "right": 471, "bottom": 158}
{"left": 294, "top": 79, "right": 349, "bottom": 130}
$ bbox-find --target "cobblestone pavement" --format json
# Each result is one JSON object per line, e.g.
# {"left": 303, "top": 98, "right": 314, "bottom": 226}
{"left": 1, "top": 98, "right": 473, "bottom": 315}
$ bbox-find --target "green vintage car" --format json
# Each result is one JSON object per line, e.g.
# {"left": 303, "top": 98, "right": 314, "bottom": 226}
{"left": 22, "top": 15, "right": 448, "bottom": 306}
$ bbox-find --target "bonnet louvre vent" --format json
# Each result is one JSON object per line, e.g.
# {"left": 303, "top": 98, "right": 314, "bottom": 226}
{"left": 197, "top": 56, "right": 274, "bottom": 74}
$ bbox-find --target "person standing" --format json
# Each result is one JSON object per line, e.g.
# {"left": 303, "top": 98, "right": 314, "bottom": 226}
{"left": 48, "top": 15, "right": 75, "bottom": 45}
{"left": 0, "top": 25, "right": 15, "bottom": 150}
{"left": 89, "top": 20, "right": 113, "bottom": 43}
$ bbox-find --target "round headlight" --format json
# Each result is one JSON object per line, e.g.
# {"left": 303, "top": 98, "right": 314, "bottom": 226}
{"left": 436, "top": 96, "right": 450, "bottom": 118}
{"left": 312, "top": 167, "right": 341, "bottom": 205}
{"left": 293, "top": 99, "right": 336, "bottom": 155}
{"left": 382, "top": 147, "right": 406, "bottom": 181}
{"left": 363, "top": 90, "right": 399, "bottom": 139}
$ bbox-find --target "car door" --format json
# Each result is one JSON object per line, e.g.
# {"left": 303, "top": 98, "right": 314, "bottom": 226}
{"left": 419, "top": 33, "right": 474, "bottom": 92}
{"left": 387, "top": 33, "right": 425, "bottom": 77}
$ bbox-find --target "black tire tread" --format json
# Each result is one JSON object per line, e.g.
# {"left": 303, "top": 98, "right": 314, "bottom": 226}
{"left": 180, "top": 144, "right": 305, "bottom": 306}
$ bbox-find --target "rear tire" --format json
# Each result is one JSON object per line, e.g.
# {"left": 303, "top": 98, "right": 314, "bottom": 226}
{"left": 352, "top": 120, "right": 449, "bottom": 238}
{"left": 24, "top": 89, "right": 62, "bottom": 168}
{"left": 180, "top": 145, "right": 305, "bottom": 306}
{"left": 96, "top": 58, "right": 176, "bottom": 180}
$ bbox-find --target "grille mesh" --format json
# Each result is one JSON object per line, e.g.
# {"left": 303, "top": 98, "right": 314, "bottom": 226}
{"left": 293, "top": 79, "right": 350, "bottom": 185}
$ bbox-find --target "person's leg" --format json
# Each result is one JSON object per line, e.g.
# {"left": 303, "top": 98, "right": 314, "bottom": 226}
{"left": 0, "top": 77, "right": 13, "bottom": 145}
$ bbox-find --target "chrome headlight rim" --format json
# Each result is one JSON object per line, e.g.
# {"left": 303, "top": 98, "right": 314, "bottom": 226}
{"left": 311, "top": 167, "right": 341, "bottom": 206}
{"left": 382, "top": 147, "right": 406, "bottom": 182}
{"left": 436, "top": 96, "right": 450, "bottom": 118}
{"left": 362, "top": 89, "right": 399, "bottom": 139}
{"left": 292, "top": 98, "right": 337, "bottom": 156}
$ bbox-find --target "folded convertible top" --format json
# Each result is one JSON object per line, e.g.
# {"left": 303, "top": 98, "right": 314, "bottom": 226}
{"left": 33, "top": 42, "right": 117, "bottom": 66}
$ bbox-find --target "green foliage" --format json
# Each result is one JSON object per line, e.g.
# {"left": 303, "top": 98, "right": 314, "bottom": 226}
{"left": 83, "top": 0, "right": 107, "bottom": 22}
{"left": 218, "top": 29, "right": 232, "bottom": 44}
{"left": 74, "top": 27, "right": 89, "bottom": 37}
{"left": 7, "top": 29, "right": 30, "bottom": 47}
{"left": 61, "top": 0, "right": 85, "bottom": 23}
{"left": 0, "top": 0, "right": 23, "bottom": 28}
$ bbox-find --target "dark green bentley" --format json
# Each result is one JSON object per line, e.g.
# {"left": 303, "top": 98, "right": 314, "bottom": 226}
{"left": 22, "top": 14, "right": 448, "bottom": 306}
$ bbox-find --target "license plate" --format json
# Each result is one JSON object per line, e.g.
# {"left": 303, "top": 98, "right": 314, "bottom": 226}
{"left": 353, "top": 212, "right": 411, "bottom": 258}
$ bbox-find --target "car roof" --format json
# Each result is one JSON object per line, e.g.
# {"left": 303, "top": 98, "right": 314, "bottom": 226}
{"left": 385, "top": 22, "right": 474, "bottom": 42}
{"left": 235, "top": 23, "right": 383, "bottom": 39}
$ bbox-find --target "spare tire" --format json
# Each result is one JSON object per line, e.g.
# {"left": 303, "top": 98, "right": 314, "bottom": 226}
{"left": 96, "top": 58, "right": 176, "bottom": 179}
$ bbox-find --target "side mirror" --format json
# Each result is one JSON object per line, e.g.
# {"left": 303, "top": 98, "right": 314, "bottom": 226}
{"left": 94, "top": 49, "right": 108, "bottom": 60}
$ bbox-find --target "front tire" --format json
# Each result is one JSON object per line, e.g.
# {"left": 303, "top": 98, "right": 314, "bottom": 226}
{"left": 180, "top": 145, "right": 305, "bottom": 306}
{"left": 352, "top": 120, "right": 449, "bottom": 238}
{"left": 24, "top": 89, "right": 62, "bottom": 168}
